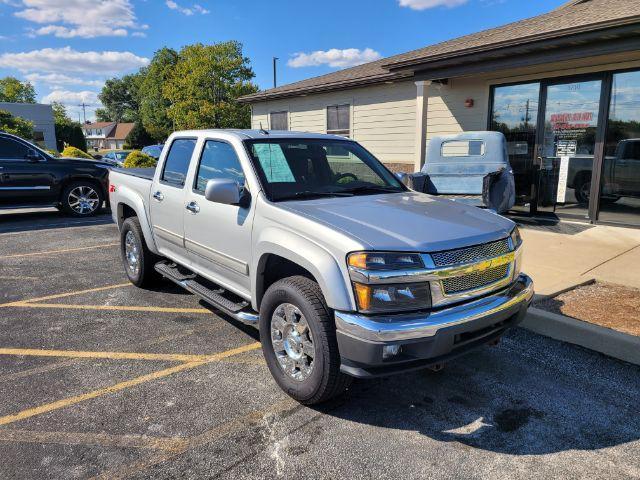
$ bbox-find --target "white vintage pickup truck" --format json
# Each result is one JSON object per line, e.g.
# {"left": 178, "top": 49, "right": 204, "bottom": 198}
{"left": 108, "top": 129, "right": 534, "bottom": 405}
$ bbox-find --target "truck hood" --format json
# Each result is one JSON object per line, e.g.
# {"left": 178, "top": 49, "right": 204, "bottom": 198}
{"left": 279, "top": 191, "right": 515, "bottom": 252}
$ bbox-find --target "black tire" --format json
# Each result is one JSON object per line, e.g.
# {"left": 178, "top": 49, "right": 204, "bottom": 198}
{"left": 120, "top": 217, "right": 161, "bottom": 288}
{"left": 573, "top": 175, "right": 591, "bottom": 205}
{"left": 260, "top": 275, "right": 352, "bottom": 405}
{"left": 60, "top": 180, "right": 104, "bottom": 217}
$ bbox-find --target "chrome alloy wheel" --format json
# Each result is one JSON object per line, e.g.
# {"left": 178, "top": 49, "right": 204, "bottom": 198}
{"left": 124, "top": 230, "right": 140, "bottom": 276}
{"left": 68, "top": 185, "right": 100, "bottom": 214}
{"left": 270, "top": 303, "right": 315, "bottom": 381}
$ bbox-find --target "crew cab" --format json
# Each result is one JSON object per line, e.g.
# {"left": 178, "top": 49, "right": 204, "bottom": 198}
{"left": 0, "top": 132, "right": 110, "bottom": 216}
{"left": 109, "top": 130, "right": 534, "bottom": 405}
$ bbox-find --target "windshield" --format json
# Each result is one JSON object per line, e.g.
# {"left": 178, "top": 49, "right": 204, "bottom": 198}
{"left": 244, "top": 139, "right": 405, "bottom": 201}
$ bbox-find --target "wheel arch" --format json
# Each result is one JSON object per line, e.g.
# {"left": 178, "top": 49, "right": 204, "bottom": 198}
{"left": 114, "top": 190, "right": 159, "bottom": 254}
{"left": 252, "top": 230, "right": 354, "bottom": 313}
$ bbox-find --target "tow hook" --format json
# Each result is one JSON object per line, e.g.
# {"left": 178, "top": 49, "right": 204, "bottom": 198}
{"left": 427, "top": 363, "right": 445, "bottom": 372}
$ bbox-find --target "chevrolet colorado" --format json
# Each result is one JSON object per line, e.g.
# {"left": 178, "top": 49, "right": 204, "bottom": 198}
{"left": 109, "top": 129, "right": 534, "bottom": 404}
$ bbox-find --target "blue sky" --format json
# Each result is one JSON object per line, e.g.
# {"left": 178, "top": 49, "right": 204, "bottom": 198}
{"left": 0, "top": 0, "right": 564, "bottom": 121}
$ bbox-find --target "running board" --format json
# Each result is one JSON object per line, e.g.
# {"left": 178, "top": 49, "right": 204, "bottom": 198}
{"left": 154, "top": 261, "right": 259, "bottom": 324}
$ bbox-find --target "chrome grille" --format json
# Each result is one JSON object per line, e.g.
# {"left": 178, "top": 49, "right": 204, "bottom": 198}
{"left": 431, "top": 238, "right": 510, "bottom": 267}
{"left": 442, "top": 264, "right": 510, "bottom": 294}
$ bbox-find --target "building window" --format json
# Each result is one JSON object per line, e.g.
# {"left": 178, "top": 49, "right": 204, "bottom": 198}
{"left": 490, "top": 82, "right": 540, "bottom": 205}
{"left": 270, "top": 111, "right": 288, "bottom": 131}
{"left": 327, "top": 104, "right": 350, "bottom": 136}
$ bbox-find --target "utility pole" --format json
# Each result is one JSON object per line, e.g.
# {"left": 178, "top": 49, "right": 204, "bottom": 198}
{"left": 273, "top": 57, "right": 278, "bottom": 88}
{"left": 78, "top": 102, "right": 88, "bottom": 124}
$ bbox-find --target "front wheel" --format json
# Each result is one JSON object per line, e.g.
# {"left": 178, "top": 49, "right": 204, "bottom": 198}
{"left": 260, "top": 276, "right": 352, "bottom": 405}
{"left": 120, "top": 217, "right": 161, "bottom": 288}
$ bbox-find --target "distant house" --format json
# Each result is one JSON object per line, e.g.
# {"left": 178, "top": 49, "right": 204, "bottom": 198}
{"left": 0, "top": 102, "right": 56, "bottom": 150}
{"left": 82, "top": 122, "right": 135, "bottom": 150}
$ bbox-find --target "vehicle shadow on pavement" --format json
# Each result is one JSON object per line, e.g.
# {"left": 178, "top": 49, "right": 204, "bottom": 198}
{"left": 0, "top": 210, "right": 113, "bottom": 234}
{"left": 321, "top": 328, "right": 640, "bottom": 455}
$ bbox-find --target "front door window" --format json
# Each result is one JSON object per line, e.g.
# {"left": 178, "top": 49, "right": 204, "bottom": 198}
{"left": 537, "top": 79, "right": 602, "bottom": 217}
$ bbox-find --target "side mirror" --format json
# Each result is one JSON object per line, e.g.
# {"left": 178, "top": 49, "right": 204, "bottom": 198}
{"left": 25, "top": 149, "right": 42, "bottom": 162}
{"left": 204, "top": 178, "right": 243, "bottom": 206}
{"left": 395, "top": 172, "right": 409, "bottom": 185}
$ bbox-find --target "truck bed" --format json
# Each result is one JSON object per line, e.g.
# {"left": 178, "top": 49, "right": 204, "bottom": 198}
{"left": 110, "top": 167, "right": 155, "bottom": 180}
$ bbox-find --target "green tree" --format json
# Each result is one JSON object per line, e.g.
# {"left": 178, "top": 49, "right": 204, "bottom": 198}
{"left": 94, "top": 108, "right": 112, "bottom": 123}
{"left": 0, "top": 77, "right": 36, "bottom": 103}
{"left": 51, "top": 101, "right": 87, "bottom": 152}
{"left": 163, "top": 42, "right": 258, "bottom": 130}
{"left": 98, "top": 73, "right": 144, "bottom": 122}
{"left": 0, "top": 109, "right": 34, "bottom": 139}
{"left": 124, "top": 121, "right": 154, "bottom": 149}
{"left": 139, "top": 48, "right": 178, "bottom": 141}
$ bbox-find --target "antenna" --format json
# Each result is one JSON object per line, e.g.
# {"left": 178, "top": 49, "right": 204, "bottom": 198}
{"left": 259, "top": 122, "right": 269, "bottom": 135}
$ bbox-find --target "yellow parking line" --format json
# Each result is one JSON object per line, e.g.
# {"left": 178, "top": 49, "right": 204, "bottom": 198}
{"left": 0, "top": 429, "right": 190, "bottom": 452}
{"left": 91, "top": 398, "right": 297, "bottom": 480}
{"left": 0, "top": 342, "right": 261, "bottom": 427}
{"left": 0, "top": 283, "right": 131, "bottom": 307}
{"left": 0, "top": 243, "right": 119, "bottom": 259}
{"left": 8, "top": 303, "right": 211, "bottom": 314}
{"left": 0, "top": 348, "right": 209, "bottom": 363}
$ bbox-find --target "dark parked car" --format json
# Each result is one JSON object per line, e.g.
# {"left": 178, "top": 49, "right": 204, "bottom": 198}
{"left": 0, "top": 132, "right": 111, "bottom": 216}
{"left": 141, "top": 144, "right": 164, "bottom": 160}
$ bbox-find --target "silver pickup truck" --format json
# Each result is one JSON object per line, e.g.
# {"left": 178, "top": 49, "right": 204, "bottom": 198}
{"left": 109, "top": 129, "right": 533, "bottom": 405}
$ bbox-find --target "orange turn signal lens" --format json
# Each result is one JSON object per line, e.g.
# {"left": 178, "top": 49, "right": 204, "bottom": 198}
{"left": 353, "top": 283, "right": 372, "bottom": 311}
{"left": 348, "top": 253, "right": 368, "bottom": 269}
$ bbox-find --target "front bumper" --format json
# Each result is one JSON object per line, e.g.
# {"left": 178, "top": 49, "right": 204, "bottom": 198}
{"left": 335, "top": 273, "right": 534, "bottom": 378}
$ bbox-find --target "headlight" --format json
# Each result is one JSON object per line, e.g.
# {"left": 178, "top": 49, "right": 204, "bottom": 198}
{"left": 353, "top": 282, "right": 431, "bottom": 314}
{"left": 510, "top": 226, "right": 523, "bottom": 250}
{"left": 348, "top": 251, "right": 430, "bottom": 313}
{"left": 347, "top": 252, "right": 424, "bottom": 270}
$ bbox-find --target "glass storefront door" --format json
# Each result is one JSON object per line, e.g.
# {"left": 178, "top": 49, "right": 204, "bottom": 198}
{"left": 536, "top": 79, "right": 603, "bottom": 217}
{"left": 490, "top": 82, "right": 540, "bottom": 211}
{"left": 598, "top": 71, "right": 640, "bottom": 226}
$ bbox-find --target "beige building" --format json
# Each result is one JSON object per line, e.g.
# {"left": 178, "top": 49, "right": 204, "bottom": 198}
{"left": 240, "top": 0, "right": 640, "bottom": 227}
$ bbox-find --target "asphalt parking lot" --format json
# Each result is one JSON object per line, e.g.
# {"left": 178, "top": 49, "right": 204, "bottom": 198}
{"left": 1, "top": 209, "right": 640, "bottom": 479}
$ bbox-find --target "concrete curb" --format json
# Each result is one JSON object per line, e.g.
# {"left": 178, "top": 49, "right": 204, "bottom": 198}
{"left": 521, "top": 307, "right": 640, "bottom": 366}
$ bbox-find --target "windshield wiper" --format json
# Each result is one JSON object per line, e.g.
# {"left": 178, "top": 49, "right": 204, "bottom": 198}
{"left": 338, "top": 185, "right": 402, "bottom": 195}
{"left": 275, "top": 190, "right": 354, "bottom": 201}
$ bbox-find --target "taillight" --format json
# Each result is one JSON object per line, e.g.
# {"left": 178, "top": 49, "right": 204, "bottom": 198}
{"left": 109, "top": 184, "right": 116, "bottom": 193}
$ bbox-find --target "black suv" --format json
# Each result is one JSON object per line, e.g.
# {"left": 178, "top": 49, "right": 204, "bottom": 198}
{"left": 0, "top": 132, "right": 111, "bottom": 217}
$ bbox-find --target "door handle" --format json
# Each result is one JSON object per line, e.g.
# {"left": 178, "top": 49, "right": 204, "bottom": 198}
{"left": 153, "top": 191, "right": 164, "bottom": 202}
{"left": 185, "top": 201, "right": 200, "bottom": 214}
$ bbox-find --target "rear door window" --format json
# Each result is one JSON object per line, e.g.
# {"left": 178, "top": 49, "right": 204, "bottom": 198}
{"left": 161, "top": 138, "right": 197, "bottom": 186}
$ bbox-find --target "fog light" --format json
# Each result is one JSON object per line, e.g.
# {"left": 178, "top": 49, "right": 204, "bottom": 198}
{"left": 383, "top": 344, "right": 401, "bottom": 359}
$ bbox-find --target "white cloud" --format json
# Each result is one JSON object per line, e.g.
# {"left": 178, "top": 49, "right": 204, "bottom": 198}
{"left": 8, "top": 0, "right": 145, "bottom": 38}
{"left": 166, "top": 0, "right": 209, "bottom": 15}
{"left": 288, "top": 48, "right": 382, "bottom": 69}
{"left": 25, "top": 72, "right": 103, "bottom": 88}
{"left": 42, "top": 89, "right": 99, "bottom": 106}
{"left": 398, "top": 0, "right": 467, "bottom": 10}
{"left": 0, "top": 47, "right": 149, "bottom": 75}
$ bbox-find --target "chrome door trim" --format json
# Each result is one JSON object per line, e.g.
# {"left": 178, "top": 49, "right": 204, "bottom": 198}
{"left": 153, "top": 225, "right": 184, "bottom": 246}
{"left": 184, "top": 237, "right": 249, "bottom": 275}
{"left": 0, "top": 186, "right": 51, "bottom": 190}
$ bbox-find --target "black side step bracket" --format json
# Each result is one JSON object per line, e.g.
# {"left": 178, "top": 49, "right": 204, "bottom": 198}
{"left": 154, "top": 261, "right": 258, "bottom": 323}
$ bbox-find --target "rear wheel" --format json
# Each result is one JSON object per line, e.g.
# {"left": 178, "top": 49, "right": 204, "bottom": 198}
{"left": 61, "top": 180, "right": 103, "bottom": 217}
{"left": 120, "top": 217, "right": 161, "bottom": 287}
{"left": 260, "top": 275, "right": 351, "bottom": 405}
